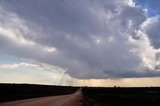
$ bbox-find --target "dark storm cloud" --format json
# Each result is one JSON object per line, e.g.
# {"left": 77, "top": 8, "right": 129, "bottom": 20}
{"left": 104, "top": 69, "right": 160, "bottom": 78}
{"left": 141, "top": 16, "right": 160, "bottom": 48}
{"left": 0, "top": 0, "right": 160, "bottom": 79}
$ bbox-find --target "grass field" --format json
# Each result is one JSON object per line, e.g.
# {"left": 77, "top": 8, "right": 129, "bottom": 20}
{"left": 82, "top": 87, "right": 160, "bottom": 106}
{"left": 1, "top": 83, "right": 160, "bottom": 106}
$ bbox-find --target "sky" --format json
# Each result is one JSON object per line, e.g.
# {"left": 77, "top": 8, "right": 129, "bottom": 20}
{"left": 0, "top": 0, "right": 160, "bottom": 87}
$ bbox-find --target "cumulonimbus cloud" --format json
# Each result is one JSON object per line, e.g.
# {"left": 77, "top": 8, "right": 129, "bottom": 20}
{"left": 0, "top": 0, "right": 160, "bottom": 79}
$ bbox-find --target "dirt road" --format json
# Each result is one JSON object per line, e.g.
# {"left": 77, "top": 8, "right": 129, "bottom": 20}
{"left": 0, "top": 88, "right": 91, "bottom": 106}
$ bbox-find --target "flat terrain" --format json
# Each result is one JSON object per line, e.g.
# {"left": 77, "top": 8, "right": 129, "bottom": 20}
{"left": 1, "top": 84, "right": 160, "bottom": 106}
{"left": 83, "top": 87, "right": 160, "bottom": 106}
{"left": 0, "top": 89, "right": 90, "bottom": 106}
{"left": 0, "top": 84, "right": 79, "bottom": 103}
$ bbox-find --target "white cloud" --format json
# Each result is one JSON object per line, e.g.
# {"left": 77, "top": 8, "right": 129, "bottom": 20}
{"left": 0, "top": 0, "right": 160, "bottom": 79}
{"left": 140, "top": 16, "right": 160, "bottom": 48}
{"left": 0, "top": 62, "right": 75, "bottom": 85}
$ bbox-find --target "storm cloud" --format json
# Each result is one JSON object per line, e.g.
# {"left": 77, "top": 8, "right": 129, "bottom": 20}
{"left": 0, "top": 0, "right": 160, "bottom": 79}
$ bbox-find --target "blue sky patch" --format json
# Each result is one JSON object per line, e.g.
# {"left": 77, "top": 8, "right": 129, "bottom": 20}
{"left": 0, "top": 54, "right": 21, "bottom": 64}
{"left": 136, "top": 0, "right": 160, "bottom": 16}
